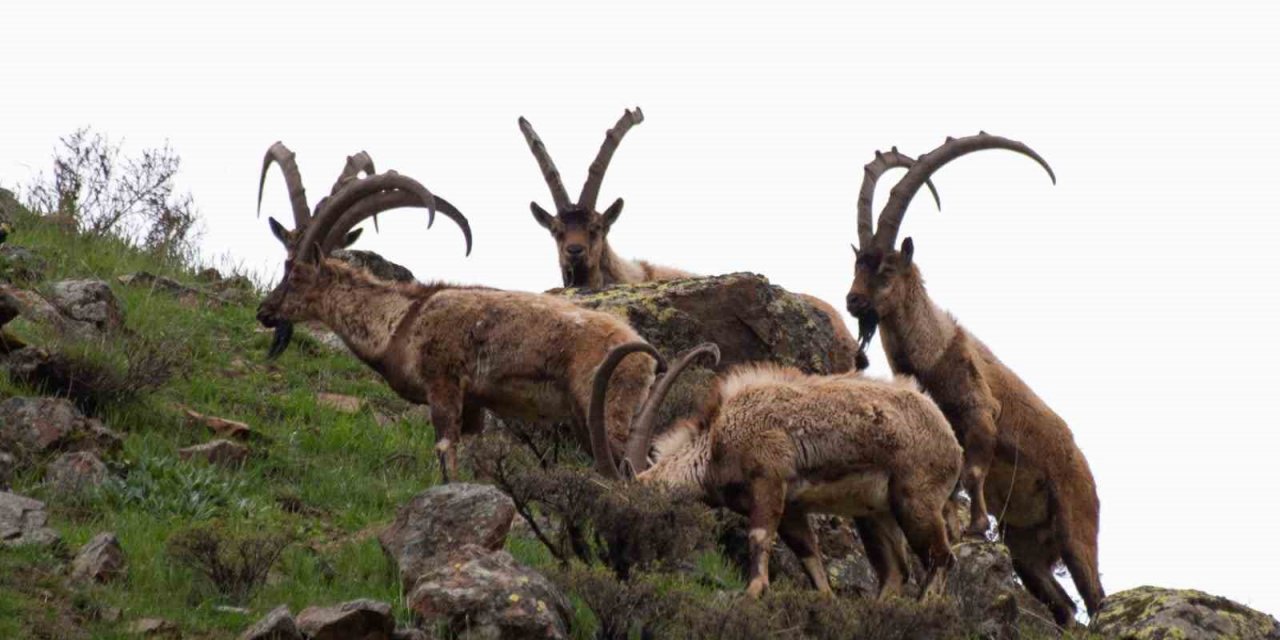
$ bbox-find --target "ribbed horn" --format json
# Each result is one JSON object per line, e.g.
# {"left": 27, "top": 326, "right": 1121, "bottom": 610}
{"left": 294, "top": 171, "right": 438, "bottom": 263}
{"left": 257, "top": 142, "right": 311, "bottom": 230}
{"left": 586, "top": 342, "right": 667, "bottom": 480}
{"left": 623, "top": 343, "right": 720, "bottom": 474}
{"left": 518, "top": 116, "right": 572, "bottom": 211}
{"left": 856, "top": 147, "right": 941, "bottom": 250}
{"left": 578, "top": 107, "right": 644, "bottom": 212}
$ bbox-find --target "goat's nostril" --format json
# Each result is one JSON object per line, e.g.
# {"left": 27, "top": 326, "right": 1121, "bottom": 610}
{"left": 566, "top": 245, "right": 585, "bottom": 256}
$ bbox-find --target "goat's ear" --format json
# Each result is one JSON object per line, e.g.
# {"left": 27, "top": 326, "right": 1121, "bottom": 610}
{"left": 268, "top": 217, "right": 289, "bottom": 245}
{"left": 900, "top": 237, "right": 915, "bottom": 267}
{"left": 530, "top": 202, "right": 555, "bottom": 230}
{"left": 341, "top": 228, "right": 363, "bottom": 248}
{"left": 602, "top": 198, "right": 624, "bottom": 228}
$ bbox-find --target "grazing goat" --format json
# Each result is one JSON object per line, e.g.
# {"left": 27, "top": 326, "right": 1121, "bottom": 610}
{"left": 255, "top": 141, "right": 470, "bottom": 357}
{"left": 845, "top": 133, "right": 1103, "bottom": 625}
{"left": 254, "top": 166, "right": 670, "bottom": 482}
{"left": 590, "top": 344, "right": 963, "bottom": 599}
{"left": 518, "top": 110, "right": 937, "bottom": 371}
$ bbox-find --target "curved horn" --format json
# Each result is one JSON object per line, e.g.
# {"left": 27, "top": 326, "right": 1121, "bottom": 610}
{"left": 518, "top": 117, "right": 572, "bottom": 211}
{"left": 623, "top": 342, "right": 720, "bottom": 474}
{"left": 294, "top": 172, "right": 437, "bottom": 263}
{"left": 430, "top": 195, "right": 474, "bottom": 256}
{"left": 579, "top": 107, "right": 644, "bottom": 211}
{"left": 873, "top": 132, "right": 1055, "bottom": 250}
{"left": 316, "top": 150, "right": 381, "bottom": 231}
{"left": 257, "top": 142, "right": 311, "bottom": 229}
{"left": 587, "top": 342, "right": 667, "bottom": 480}
{"left": 856, "top": 147, "right": 941, "bottom": 250}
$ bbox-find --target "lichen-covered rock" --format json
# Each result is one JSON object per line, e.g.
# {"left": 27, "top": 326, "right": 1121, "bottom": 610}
{"left": 0, "top": 283, "right": 96, "bottom": 337}
{"left": 332, "top": 249, "right": 415, "bottom": 282}
{"left": 296, "top": 599, "right": 395, "bottom": 640}
{"left": 1091, "top": 586, "right": 1280, "bottom": 639}
{"left": 70, "top": 532, "right": 126, "bottom": 584}
{"left": 556, "top": 273, "right": 860, "bottom": 427}
{"left": 46, "top": 450, "right": 109, "bottom": 494}
{"left": 239, "top": 605, "right": 303, "bottom": 640}
{"left": 179, "top": 439, "right": 251, "bottom": 467}
{"left": 0, "top": 490, "right": 60, "bottom": 547}
{"left": 408, "top": 545, "right": 571, "bottom": 640}
{"left": 0, "top": 396, "right": 122, "bottom": 459}
{"left": 380, "top": 483, "right": 515, "bottom": 590}
{"left": 45, "top": 279, "right": 125, "bottom": 333}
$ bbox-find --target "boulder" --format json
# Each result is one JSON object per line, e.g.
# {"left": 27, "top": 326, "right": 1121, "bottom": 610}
{"left": 555, "top": 273, "right": 860, "bottom": 427}
{"left": 179, "top": 439, "right": 251, "bottom": 467}
{"left": 70, "top": 532, "right": 127, "bottom": 584}
{"left": 947, "top": 540, "right": 1055, "bottom": 637}
{"left": 380, "top": 483, "right": 515, "bottom": 590}
{"left": 0, "top": 283, "right": 96, "bottom": 337}
{"left": 239, "top": 605, "right": 303, "bottom": 640}
{"left": 45, "top": 279, "right": 125, "bottom": 333}
{"left": 0, "top": 490, "right": 60, "bottom": 547}
{"left": 332, "top": 249, "right": 415, "bottom": 282}
{"left": 408, "top": 545, "right": 572, "bottom": 640}
{"left": 46, "top": 450, "right": 110, "bottom": 494}
{"left": 0, "top": 396, "right": 122, "bottom": 459}
{"left": 1091, "top": 586, "right": 1280, "bottom": 639}
{"left": 296, "top": 599, "right": 395, "bottom": 640}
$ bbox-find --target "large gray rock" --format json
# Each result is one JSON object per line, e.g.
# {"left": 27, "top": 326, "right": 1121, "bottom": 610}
{"left": 46, "top": 450, "right": 109, "bottom": 494}
{"left": 0, "top": 396, "right": 122, "bottom": 458}
{"left": 380, "top": 483, "right": 515, "bottom": 590}
{"left": 296, "top": 599, "right": 395, "bottom": 640}
{"left": 239, "top": 605, "right": 303, "bottom": 640}
{"left": 45, "top": 279, "right": 125, "bottom": 333}
{"left": 0, "top": 490, "right": 60, "bottom": 547}
{"left": 0, "top": 283, "right": 96, "bottom": 337}
{"left": 409, "top": 545, "right": 572, "bottom": 640}
{"left": 70, "top": 532, "right": 127, "bottom": 584}
{"left": 1091, "top": 586, "right": 1280, "bottom": 639}
{"left": 332, "top": 249, "right": 415, "bottom": 282}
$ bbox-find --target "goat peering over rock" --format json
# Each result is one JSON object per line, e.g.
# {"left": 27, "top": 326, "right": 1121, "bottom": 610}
{"left": 255, "top": 164, "right": 670, "bottom": 481}
{"left": 845, "top": 133, "right": 1103, "bottom": 625}
{"left": 589, "top": 343, "right": 963, "bottom": 600}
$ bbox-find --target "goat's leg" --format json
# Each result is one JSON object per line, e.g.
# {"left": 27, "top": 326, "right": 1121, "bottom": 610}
{"left": 855, "top": 514, "right": 910, "bottom": 599}
{"left": 778, "top": 509, "right": 832, "bottom": 595}
{"left": 427, "top": 381, "right": 464, "bottom": 484}
{"left": 954, "top": 406, "right": 998, "bottom": 537}
{"left": 1005, "top": 524, "right": 1077, "bottom": 626}
{"left": 890, "top": 483, "right": 955, "bottom": 601}
{"left": 744, "top": 476, "right": 786, "bottom": 598}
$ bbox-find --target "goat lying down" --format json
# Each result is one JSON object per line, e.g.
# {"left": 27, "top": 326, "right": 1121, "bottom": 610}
{"left": 591, "top": 348, "right": 964, "bottom": 599}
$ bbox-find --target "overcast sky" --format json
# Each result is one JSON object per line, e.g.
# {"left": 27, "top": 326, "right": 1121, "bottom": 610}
{"left": 3, "top": 0, "right": 1278, "bottom": 617}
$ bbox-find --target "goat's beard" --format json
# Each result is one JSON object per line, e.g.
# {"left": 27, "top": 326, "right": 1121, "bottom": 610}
{"left": 562, "top": 261, "right": 590, "bottom": 288}
{"left": 856, "top": 310, "right": 880, "bottom": 355}
{"left": 267, "top": 322, "right": 294, "bottom": 359}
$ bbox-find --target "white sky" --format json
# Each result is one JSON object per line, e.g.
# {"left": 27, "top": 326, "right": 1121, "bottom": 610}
{"left": 3, "top": 0, "right": 1279, "bottom": 617}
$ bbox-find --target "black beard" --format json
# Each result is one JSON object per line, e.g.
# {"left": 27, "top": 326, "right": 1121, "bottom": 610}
{"left": 563, "top": 261, "right": 590, "bottom": 288}
{"left": 267, "top": 322, "right": 294, "bottom": 359}
{"left": 856, "top": 310, "right": 880, "bottom": 353}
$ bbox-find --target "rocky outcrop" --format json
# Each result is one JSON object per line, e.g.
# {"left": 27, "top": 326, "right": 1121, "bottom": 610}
{"left": 44, "top": 279, "right": 125, "bottom": 333}
{"left": 239, "top": 605, "right": 303, "bottom": 640}
{"left": 296, "top": 599, "right": 396, "bottom": 640}
{"left": 379, "top": 483, "right": 516, "bottom": 591}
{"left": 408, "top": 545, "right": 572, "bottom": 640}
{"left": 46, "top": 451, "right": 109, "bottom": 494}
{"left": 0, "top": 491, "right": 60, "bottom": 547}
{"left": 331, "top": 249, "right": 414, "bottom": 283}
{"left": 0, "top": 396, "right": 122, "bottom": 459}
{"left": 1091, "top": 586, "right": 1280, "bottom": 639}
{"left": 70, "top": 532, "right": 127, "bottom": 584}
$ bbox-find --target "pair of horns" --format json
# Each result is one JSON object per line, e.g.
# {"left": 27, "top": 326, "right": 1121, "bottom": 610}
{"left": 855, "top": 132, "right": 1056, "bottom": 251}
{"left": 587, "top": 342, "right": 721, "bottom": 480}
{"left": 257, "top": 141, "right": 472, "bottom": 262}
{"left": 520, "top": 107, "right": 645, "bottom": 213}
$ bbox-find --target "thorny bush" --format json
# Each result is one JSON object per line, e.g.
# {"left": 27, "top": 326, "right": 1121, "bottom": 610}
{"left": 166, "top": 520, "right": 291, "bottom": 604}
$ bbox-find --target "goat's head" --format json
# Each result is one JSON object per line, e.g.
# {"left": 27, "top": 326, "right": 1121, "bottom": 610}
{"left": 255, "top": 152, "right": 472, "bottom": 358}
{"left": 585, "top": 342, "right": 720, "bottom": 481}
{"left": 519, "top": 108, "right": 644, "bottom": 288}
{"left": 846, "top": 134, "right": 1055, "bottom": 350}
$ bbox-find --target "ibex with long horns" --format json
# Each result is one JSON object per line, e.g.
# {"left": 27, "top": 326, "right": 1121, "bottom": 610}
{"left": 256, "top": 142, "right": 469, "bottom": 358}
{"left": 589, "top": 344, "right": 962, "bottom": 600}
{"left": 846, "top": 133, "right": 1103, "bottom": 625}
{"left": 254, "top": 164, "right": 676, "bottom": 482}
{"left": 518, "top": 110, "right": 940, "bottom": 372}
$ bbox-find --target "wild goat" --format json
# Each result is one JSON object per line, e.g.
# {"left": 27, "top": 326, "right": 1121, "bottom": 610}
{"left": 589, "top": 344, "right": 963, "bottom": 599}
{"left": 255, "top": 141, "right": 471, "bottom": 357}
{"left": 254, "top": 165, "right": 674, "bottom": 481}
{"left": 846, "top": 133, "right": 1103, "bottom": 624}
{"left": 518, "top": 110, "right": 940, "bottom": 371}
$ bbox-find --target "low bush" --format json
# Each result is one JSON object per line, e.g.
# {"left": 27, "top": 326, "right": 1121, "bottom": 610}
{"left": 166, "top": 520, "right": 292, "bottom": 604}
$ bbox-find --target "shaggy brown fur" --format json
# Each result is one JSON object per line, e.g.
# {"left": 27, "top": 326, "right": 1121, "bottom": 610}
{"left": 846, "top": 134, "right": 1102, "bottom": 625}
{"left": 258, "top": 256, "right": 664, "bottom": 482}
{"left": 625, "top": 365, "right": 963, "bottom": 600}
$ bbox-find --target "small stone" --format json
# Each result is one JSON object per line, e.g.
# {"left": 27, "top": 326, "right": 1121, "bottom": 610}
{"left": 46, "top": 451, "right": 109, "bottom": 494}
{"left": 179, "top": 440, "right": 251, "bottom": 467}
{"left": 70, "top": 532, "right": 126, "bottom": 584}
{"left": 316, "top": 392, "right": 362, "bottom": 414}
{"left": 296, "top": 599, "right": 395, "bottom": 640}
{"left": 127, "top": 617, "right": 178, "bottom": 637}
{"left": 183, "top": 408, "right": 255, "bottom": 441}
{"left": 239, "top": 605, "right": 303, "bottom": 640}
{"left": 0, "top": 491, "right": 60, "bottom": 547}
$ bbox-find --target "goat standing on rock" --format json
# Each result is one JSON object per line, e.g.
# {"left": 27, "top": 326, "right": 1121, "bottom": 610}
{"left": 845, "top": 133, "right": 1103, "bottom": 625}
{"left": 254, "top": 162, "right": 676, "bottom": 482}
{"left": 589, "top": 343, "right": 963, "bottom": 600}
